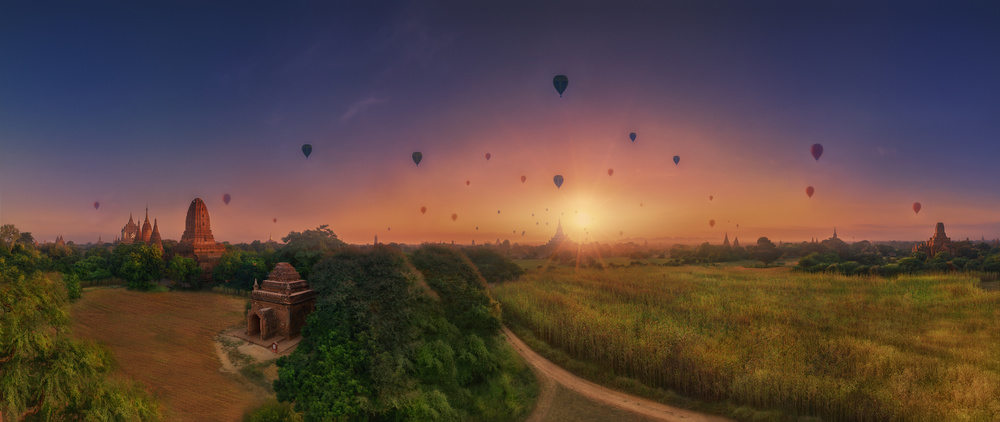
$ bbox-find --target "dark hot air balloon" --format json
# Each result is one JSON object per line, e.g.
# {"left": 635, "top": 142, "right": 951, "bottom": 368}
{"left": 709, "top": 219, "right": 715, "bottom": 228}
{"left": 806, "top": 186, "right": 815, "bottom": 198}
{"left": 466, "top": 180, "right": 471, "bottom": 186}
{"left": 912, "top": 202, "right": 921, "bottom": 214}
{"left": 553, "top": 75, "right": 568, "bottom": 96}
{"left": 521, "top": 175, "right": 526, "bottom": 183}
{"left": 302, "top": 144, "right": 312, "bottom": 158}
{"left": 497, "top": 210, "right": 500, "bottom": 214}
{"left": 629, "top": 132, "right": 636, "bottom": 142}
{"left": 451, "top": 214, "right": 458, "bottom": 222}
{"left": 522, "top": 231, "right": 525, "bottom": 236}
{"left": 273, "top": 218, "right": 277, "bottom": 224}
{"left": 412, "top": 152, "right": 423, "bottom": 166}
{"left": 223, "top": 193, "right": 231, "bottom": 205}
{"left": 708, "top": 195, "right": 713, "bottom": 201}
{"left": 608, "top": 169, "right": 614, "bottom": 177}
{"left": 811, "top": 144, "right": 823, "bottom": 161}
{"left": 485, "top": 153, "right": 491, "bottom": 161}
{"left": 93, "top": 201, "right": 100, "bottom": 210}
{"left": 673, "top": 155, "right": 680, "bottom": 165}
{"left": 420, "top": 206, "right": 427, "bottom": 214}
{"left": 553, "top": 175, "right": 564, "bottom": 189}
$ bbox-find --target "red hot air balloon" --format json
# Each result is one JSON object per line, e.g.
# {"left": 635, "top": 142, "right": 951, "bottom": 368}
{"left": 708, "top": 195, "right": 713, "bottom": 201}
{"left": 273, "top": 218, "right": 278, "bottom": 224}
{"left": 521, "top": 175, "right": 526, "bottom": 183}
{"left": 93, "top": 201, "right": 100, "bottom": 210}
{"left": 912, "top": 202, "right": 921, "bottom": 214}
{"left": 420, "top": 206, "right": 427, "bottom": 214}
{"left": 709, "top": 219, "right": 715, "bottom": 228}
{"left": 451, "top": 214, "right": 458, "bottom": 222}
{"left": 466, "top": 180, "right": 471, "bottom": 186}
{"left": 485, "top": 153, "right": 491, "bottom": 161}
{"left": 806, "top": 186, "right": 815, "bottom": 198}
{"left": 811, "top": 144, "right": 823, "bottom": 161}
{"left": 223, "top": 193, "right": 231, "bottom": 205}
{"left": 608, "top": 169, "right": 614, "bottom": 177}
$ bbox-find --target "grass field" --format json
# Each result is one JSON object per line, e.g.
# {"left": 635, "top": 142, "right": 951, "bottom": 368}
{"left": 493, "top": 265, "right": 1000, "bottom": 421}
{"left": 71, "top": 288, "right": 270, "bottom": 422}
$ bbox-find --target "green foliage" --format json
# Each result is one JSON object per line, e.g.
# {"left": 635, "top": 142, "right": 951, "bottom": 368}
{"left": 213, "top": 250, "right": 268, "bottom": 290}
{"left": 749, "top": 237, "right": 781, "bottom": 267}
{"left": 275, "top": 245, "right": 535, "bottom": 421}
{"left": 110, "top": 243, "right": 164, "bottom": 289}
{"left": 72, "top": 254, "right": 113, "bottom": 281}
{"left": 243, "top": 399, "right": 303, "bottom": 422}
{"left": 62, "top": 272, "right": 82, "bottom": 300}
{"left": 0, "top": 266, "right": 161, "bottom": 421}
{"left": 166, "top": 255, "right": 202, "bottom": 284}
{"left": 0, "top": 224, "right": 19, "bottom": 253}
{"left": 277, "top": 225, "right": 347, "bottom": 279}
{"left": 410, "top": 245, "right": 502, "bottom": 334}
{"left": 463, "top": 247, "right": 525, "bottom": 284}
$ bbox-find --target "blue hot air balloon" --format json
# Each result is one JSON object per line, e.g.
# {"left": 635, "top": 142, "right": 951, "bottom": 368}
{"left": 302, "top": 144, "right": 312, "bottom": 158}
{"left": 553, "top": 175, "right": 564, "bottom": 189}
{"left": 553, "top": 75, "right": 568, "bottom": 97}
{"left": 673, "top": 155, "right": 680, "bottom": 165}
{"left": 412, "top": 152, "right": 423, "bottom": 166}
{"left": 629, "top": 132, "right": 636, "bottom": 142}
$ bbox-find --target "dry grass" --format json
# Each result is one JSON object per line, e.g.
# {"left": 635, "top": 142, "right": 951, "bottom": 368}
{"left": 493, "top": 266, "right": 1000, "bottom": 421}
{"left": 71, "top": 288, "right": 269, "bottom": 422}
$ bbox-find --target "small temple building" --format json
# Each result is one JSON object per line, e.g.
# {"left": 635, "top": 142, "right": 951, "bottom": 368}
{"left": 915, "top": 222, "right": 953, "bottom": 256}
{"left": 546, "top": 220, "right": 571, "bottom": 247}
{"left": 246, "top": 262, "right": 316, "bottom": 342}
{"left": 175, "top": 198, "right": 225, "bottom": 276}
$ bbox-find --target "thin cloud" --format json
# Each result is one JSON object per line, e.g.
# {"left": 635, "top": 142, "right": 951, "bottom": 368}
{"left": 341, "top": 96, "right": 387, "bottom": 121}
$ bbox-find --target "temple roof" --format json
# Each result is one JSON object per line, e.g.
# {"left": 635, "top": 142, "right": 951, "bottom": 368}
{"left": 268, "top": 262, "right": 302, "bottom": 282}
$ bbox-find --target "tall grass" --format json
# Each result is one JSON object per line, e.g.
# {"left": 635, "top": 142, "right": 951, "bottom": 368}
{"left": 493, "top": 266, "right": 1000, "bottom": 421}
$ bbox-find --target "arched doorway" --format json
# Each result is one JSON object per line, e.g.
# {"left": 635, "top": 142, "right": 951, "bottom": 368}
{"left": 247, "top": 313, "right": 261, "bottom": 336}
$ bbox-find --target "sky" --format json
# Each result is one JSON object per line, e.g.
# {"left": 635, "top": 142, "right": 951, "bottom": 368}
{"left": 1, "top": 1, "right": 999, "bottom": 245}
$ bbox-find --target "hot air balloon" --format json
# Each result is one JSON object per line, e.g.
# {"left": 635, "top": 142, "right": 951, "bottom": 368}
{"left": 522, "top": 231, "right": 525, "bottom": 236}
{"left": 521, "top": 175, "right": 526, "bottom": 183}
{"left": 302, "top": 144, "right": 312, "bottom": 158}
{"left": 223, "top": 193, "right": 231, "bottom": 205}
{"left": 608, "top": 169, "right": 614, "bottom": 177}
{"left": 93, "top": 201, "right": 100, "bottom": 210}
{"left": 497, "top": 210, "right": 500, "bottom": 214}
{"left": 806, "top": 186, "right": 815, "bottom": 198}
{"left": 273, "top": 218, "right": 278, "bottom": 224}
{"left": 451, "top": 214, "right": 458, "bottom": 222}
{"left": 640, "top": 203, "right": 644, "bottom": 207}
{"left": 485, "top": 153, "right": 491, "bottom": 161}
{"left": 709, "top": 219, "right": 715, "bottom": 228}
{"left": 553, "top": 75, "right": 568, "bottom": 97}
{"left": 912, "top": 202, "right": 921, "bottom": 214}
{"left": 673, "top": 155, "right": 680, "bottom": 165}
{"left": 811, "top": 144, "right": 823, "bottom": 161}
{"left": 412, "top": 152, "right": 423, "bottom": 166}
{"left": 420, "top": 206, "right": 427, "bottom": 214}
{"left": 476, "top": 226, "right": 479, "bottom": 230}
{"left": 387, "top": 227, "right": 391, "bottom": 231}
{"left": 466, "top": 180, "right": 471, "bottom": 186}
{"left": 553, "top": 175, "right": 564, "bottom": 189}
{"left": 619, "top": 231, "right": 623, "bottom": 236}
{"left": 708, "top": 195, "right": 713, "bottom": 201}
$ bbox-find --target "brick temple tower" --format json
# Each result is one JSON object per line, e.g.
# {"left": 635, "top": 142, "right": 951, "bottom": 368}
{"left": 175, "top": 198, "right": 226, "bottom": 276}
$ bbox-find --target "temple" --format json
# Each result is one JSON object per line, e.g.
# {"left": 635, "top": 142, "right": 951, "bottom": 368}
{"left": 175, "top": 198, "right": 225, "bottom": 276}
{"left": 246, "top": 263, "right": 316, "bottom": 342}
{"left": 547, "top": 220, "right": 570, "bottom": 246}
{"left": 117, "top": 208, "right": 163, "bottom": 252}
{"left": 722, "top": 233, "right": 730, "bottom": 247}
{"left": 916, "top": 222, "right": 952, "bottom": 256}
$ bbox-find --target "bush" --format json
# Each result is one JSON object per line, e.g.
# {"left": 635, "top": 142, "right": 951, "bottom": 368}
{"left": 463, "top": 247, "right": 525, "bottom": 283}
{"left": 63, "top": 272, "right": 82, "bottom": 300}
{"left": 242, "top": 399, "right": 303, "bottom": 422}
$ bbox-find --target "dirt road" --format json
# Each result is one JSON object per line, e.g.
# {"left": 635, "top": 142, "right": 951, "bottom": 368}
{"left": 503, "top": 327, "right": 733, "bottom": 422}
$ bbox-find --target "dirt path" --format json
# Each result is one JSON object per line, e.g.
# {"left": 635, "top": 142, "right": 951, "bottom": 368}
{"left": 503, "top": 327, "right": 732, "bottom": 422}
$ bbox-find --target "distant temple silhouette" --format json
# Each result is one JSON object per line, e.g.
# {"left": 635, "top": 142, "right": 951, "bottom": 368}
{"left": 117, "top": 207, "right": 163, "bottom": 253}
{"left": 547, "top": 220, "right": 571, "bottom": 246}
{"left": 915, "top": 222, "right": 952, "bottom": 256}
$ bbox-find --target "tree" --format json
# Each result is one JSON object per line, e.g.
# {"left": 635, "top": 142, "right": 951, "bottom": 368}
{"left": 16, "top": 232, "right": 35, "bottom": 247}
{"left": 277, "top": 225, "right": 347, "bottom": 278}
{"left": 0, "top": 266, "right": 161, "bottom": 421}
{"left": 166, "top": 255, "right": 202, "bottom": 284}
{"left": 750, "top": 237, "right": 781, "bottom": 267}
{"left": 0, "top": 224, "right": 19, "bottom": 253}
{"left": 462, "top": 247, "right": 525, "bottom": 284}
{"left": 213, "top": 250, "right": 268, "bottom": 290}
{"left": 110, "top": 243, "right": 164, "bottom": 289}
